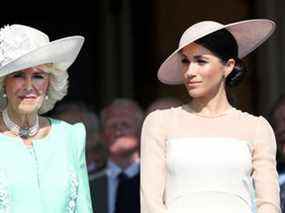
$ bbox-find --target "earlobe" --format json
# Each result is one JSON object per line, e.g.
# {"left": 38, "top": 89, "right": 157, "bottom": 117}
{"left": 224, "top": 59, "right": 235, "bottom": 78}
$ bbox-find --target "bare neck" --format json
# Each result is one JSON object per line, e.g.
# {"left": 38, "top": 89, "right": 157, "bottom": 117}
{"left": 190, "top": 85, "right": 232, "bottom": 116}
{"left": 6, "top": 106, "right": 38, "bottom": 128}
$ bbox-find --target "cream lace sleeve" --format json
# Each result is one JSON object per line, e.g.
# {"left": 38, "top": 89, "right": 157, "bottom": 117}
{"left": 140, "top": 110, "right": 168, "bottom": 213}
{"left": 252, "top": 116, "right": 281, "bottom": 213}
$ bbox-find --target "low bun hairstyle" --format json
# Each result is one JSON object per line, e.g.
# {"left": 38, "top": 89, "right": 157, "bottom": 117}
{"left": 196, "top": 28, "right": 246, "bottom": 88}
{"left": 225, "top": 57, "right": 247, "bottom": 87}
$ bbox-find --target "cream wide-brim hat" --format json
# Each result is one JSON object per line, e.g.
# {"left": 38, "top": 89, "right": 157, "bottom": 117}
{"left": 0, "top": 24, "right": 85, "bottom": 114}
{"left": 157, "top": 19, "right": 276, "bottom": 85}
{"left": 0, "top": 24, "right": 84, "bottom": 77}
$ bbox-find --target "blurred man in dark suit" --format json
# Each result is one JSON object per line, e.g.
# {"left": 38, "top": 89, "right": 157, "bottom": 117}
{"left": 89, "top": 98, "right": 143, "bottom": 213}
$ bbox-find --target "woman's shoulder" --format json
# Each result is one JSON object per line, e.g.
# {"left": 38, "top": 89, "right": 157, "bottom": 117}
{"left": 143, "top": 106, "right": 187, "bottom": 136}
{"left": 147, "top": 105, "right": 184, "bottom": 117}
{"left": 48, "top": 118, "right": 86, "bottom": 140}
{"left": 48, "top": 118, "right": 85, "bottom": 131}
{"left": 48, "top": 118, "right": 86, "bottom": 154}
{"left": 233, "top": 108, "right": 262, "bottom": 120}
{"left": 233, "top": 108, "right": 272, "bottom": 130}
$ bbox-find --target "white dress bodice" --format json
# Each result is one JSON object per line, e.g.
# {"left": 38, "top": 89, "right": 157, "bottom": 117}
{"left": 165, "top": 137, "right": 255, "bottom": 213}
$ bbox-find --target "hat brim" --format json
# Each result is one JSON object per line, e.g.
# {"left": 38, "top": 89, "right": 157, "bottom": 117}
{"left": 0, "top": 36, "right": 84, "bottom": 77}
{"left": 158, "top": 19, "right": 276, "bottom": 85}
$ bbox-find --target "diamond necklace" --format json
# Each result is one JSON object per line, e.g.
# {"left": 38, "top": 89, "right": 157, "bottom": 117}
{"left": 2, "top": 108, "right": 39, "bottom": 139}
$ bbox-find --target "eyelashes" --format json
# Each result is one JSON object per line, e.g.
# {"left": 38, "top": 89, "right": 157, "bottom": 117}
{"left": 11, "top": 72, "right": 24, "bottom": 78}
{"left": 181, "top": 58, "right": 207, "bottom": 65}
{"left": 32, "top": 75, "right": 46, "bottom": 80}
{"left": 196, "top": 59, "right": 207, "bottom": 64}
{"left": 10, "top": 72, "right": 48, "bottom": 80}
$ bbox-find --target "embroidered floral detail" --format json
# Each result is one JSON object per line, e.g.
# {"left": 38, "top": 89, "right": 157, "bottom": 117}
{"left": 0, "top": 24, "right": 34, "bottom": 67}
{"left": 0, "top": 170, "right": 10, "bottom": 212}
{"left": 67, "top": 171, "right": 79, "bottom": 213}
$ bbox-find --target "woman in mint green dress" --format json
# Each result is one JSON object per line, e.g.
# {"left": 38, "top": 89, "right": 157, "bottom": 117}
{"left": 0, "top": 24, "right": 92, "bottom": 212}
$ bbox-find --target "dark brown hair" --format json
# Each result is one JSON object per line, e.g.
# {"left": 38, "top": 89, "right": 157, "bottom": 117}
{"left": 196, "top": 29, "right": 246, "bottom": 88}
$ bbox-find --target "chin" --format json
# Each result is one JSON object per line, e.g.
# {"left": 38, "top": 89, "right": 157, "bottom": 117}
{"left": 109, "top": 144, "right": 138, "bottom": 157}
{"left": 110, "top": 149, "right": 137, "bottom": 158}
{"left": 187, "top": 89, "right": 208, "bottom": 98}
{"left": 17, "top": 103, "right": 42, "bottom": 114}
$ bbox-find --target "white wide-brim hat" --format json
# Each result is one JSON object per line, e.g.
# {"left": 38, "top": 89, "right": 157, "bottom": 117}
{"left": 158, "top": 19, "right": 276, "bottom": 85}
{"left": 0, "top": 24, "right": 84, "bottom": 77}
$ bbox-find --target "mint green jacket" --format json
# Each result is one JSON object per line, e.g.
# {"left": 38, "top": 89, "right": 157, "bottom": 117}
{"left": 0, "top": 119, "right": 93, "bottom": 213}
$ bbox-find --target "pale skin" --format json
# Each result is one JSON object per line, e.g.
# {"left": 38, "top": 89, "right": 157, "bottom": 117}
{"left": 103, "top": 115, "right": 140, "bottom": 169}
{"left": 0, "top": 66, "right": 51, "bottom": 146}
{"left": 180, "top": 42, "right": 236, "bottom": 116}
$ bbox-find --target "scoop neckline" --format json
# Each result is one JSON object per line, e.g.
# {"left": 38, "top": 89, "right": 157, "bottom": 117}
{"left": 183, "top": 104, "right": 237, "bottom": 118}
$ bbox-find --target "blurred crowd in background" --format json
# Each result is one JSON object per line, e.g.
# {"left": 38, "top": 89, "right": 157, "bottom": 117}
{"left": 49, "top": 97, "right": 182, "bottom": 213}
{"left": 48, "top": 94, "right": 285, "bottom": 213}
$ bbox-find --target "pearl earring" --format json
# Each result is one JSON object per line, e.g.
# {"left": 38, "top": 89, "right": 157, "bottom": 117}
{"left": 45, "top": 95, "right": 48, "bottom": 100}
{"left": 3, "top": 93, "right": 6, "bottom": 98}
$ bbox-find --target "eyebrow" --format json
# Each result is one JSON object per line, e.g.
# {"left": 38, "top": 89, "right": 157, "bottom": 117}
{"left": 32, "top": 70, "right": 48, "bottom": 75}
{"left": 32, "top": 67, "right": 47, "bottom": 73}
{"left": 10, "top": 71, "right": 25, "bottom": 75}
{"left": 193, "top": 55, "right": 209, "bottom": 60}
{"left": 179, "top": 51, "right": 210, "bottom": 59}
{"left": 179, "top": 52, "right": 187, "bottom": 58}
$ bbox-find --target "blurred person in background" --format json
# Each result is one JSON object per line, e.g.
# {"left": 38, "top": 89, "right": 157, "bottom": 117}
{"left": 270, "top": 95, "right": 285, "bottom": 176}
{"left": 89, "top": 98, "right": 143, "bottom": 213}
{"left": 87, "top": 141, "right": 108, "bottom": 177}
{"left": 270, "top": 94, "right": 285, "bottom": 212}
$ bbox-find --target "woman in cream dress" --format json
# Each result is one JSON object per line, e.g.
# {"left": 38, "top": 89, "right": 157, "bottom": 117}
{"left": 141, "top": 19, "right": 281, "bottom": 213}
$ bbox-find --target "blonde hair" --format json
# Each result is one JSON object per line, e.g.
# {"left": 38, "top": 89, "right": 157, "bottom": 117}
{"left": 0, "top": 64, "right": 69, "bottom": 114}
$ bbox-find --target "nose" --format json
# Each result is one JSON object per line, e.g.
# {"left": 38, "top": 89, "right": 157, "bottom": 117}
{"left": 24, "top": 76, "right": 33, "bottom": 91}
{"left": 185, "top": 62, "right": 198, "bottom": 78}
{"left": 117, "top": 125, "right": 127, "bottom": 134}
{"left": 114, "top": 123, "right": 130, "bottom": 137}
